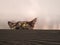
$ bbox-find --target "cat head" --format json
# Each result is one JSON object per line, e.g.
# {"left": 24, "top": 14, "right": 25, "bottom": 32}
{"left": 8, "top": 18, "right": 37, "bottom": 30}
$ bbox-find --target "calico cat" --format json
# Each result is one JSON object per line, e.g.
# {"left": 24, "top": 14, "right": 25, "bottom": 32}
{"left": 8, "top": 18, "right": 37, "bottom": 30}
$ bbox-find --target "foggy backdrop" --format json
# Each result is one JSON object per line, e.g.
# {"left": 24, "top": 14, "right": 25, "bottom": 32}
{"left": 0, "top": 0, "right": 60, "bottom": 29}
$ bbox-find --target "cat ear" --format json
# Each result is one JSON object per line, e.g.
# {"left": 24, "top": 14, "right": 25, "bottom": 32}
{"left": 31, "top": 18, "right": 37, "bottom": 22}
{"left": 8, "top": 21, "right": 14, "bottom": 26}
{"left": 29, "top": 18, "right": 37, "bottom": 27}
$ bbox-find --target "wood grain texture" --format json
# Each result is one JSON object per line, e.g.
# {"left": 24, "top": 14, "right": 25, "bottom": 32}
{"left": 0, "top": 29, "right": 60, "bottom": 45}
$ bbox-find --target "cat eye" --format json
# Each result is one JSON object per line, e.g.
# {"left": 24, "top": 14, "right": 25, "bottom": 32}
{"left": 22, "top": 23, "right": 29, "bottom": 27}
{"left": 22, "top": 23, "right": 26, "bottom": 27}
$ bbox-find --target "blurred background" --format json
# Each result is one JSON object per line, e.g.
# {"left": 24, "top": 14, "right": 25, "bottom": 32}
{"left": 0, "top": 0, "right": 60, "bottom": 29}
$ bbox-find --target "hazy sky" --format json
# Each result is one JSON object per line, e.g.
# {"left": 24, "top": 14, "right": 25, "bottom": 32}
{"left": 0, "top": 0, "right": 60, "bottom": 29}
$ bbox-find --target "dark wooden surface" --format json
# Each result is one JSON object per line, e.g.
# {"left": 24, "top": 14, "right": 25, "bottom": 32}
{"left": 0, "top": 29, "right": 60, "bottom": 45}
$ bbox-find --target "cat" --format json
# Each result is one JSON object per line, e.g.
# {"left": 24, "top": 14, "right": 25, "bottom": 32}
{"left": 8, "top": 18, "right": 37, "bottom": 30}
